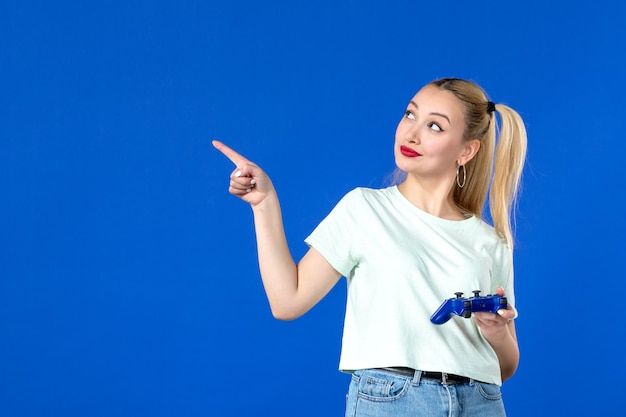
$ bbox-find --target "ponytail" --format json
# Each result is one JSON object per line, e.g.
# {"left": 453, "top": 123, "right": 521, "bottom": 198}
{"left": 489, "top": 105, "right": 527, "bottom": 249}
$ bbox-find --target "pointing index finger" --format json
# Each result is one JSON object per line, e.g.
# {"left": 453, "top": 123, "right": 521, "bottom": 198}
{"left": 212, "top": 140, "right": 247, "bottom": 166}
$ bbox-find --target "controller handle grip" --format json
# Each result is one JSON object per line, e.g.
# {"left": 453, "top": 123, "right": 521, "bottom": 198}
{"left": 430, "top": 301, "right": 453, "bottom": 325}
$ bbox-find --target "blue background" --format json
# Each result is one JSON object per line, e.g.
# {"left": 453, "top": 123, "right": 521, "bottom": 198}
{"left": 1, "top": 0, "right": 625, "bottom": 415}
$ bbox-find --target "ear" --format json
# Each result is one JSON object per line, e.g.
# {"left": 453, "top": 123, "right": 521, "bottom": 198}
{"left": 457, "top": 139, "right": 481, "bottom": 166}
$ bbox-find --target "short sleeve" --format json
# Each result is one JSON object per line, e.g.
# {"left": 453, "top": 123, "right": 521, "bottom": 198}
{"left": 304, "top": 189, "right": 363, "bottom": 278}
{"left": 492, "top": 241, "right": 517, "bottom": 317}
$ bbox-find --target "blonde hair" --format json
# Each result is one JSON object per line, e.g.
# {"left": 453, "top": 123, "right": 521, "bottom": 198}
{"left": 399, "top": 78, "right": 528, "bottom": 249}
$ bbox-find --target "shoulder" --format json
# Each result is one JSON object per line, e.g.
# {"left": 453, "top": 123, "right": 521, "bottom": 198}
{"left": 342, "top": 186, "right": 396, "bottom": 204}
{"left": 328, "top": 187, "right": 396, "bottom": 219}
{"left": 470, "top": 217, "right": 512, "bottom": 264}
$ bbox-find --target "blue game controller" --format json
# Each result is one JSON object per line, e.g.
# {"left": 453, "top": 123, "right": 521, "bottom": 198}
{"left": 430, "top": 291, "right": 508, "bottom": 325}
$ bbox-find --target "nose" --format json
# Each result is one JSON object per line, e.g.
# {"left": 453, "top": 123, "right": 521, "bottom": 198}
{"left": 404, "top": 123, "right": 420, "bottom": 143}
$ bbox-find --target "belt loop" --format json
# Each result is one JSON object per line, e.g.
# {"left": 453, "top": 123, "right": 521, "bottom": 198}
{"left": 412, "top": 369, "right": 423, "bottom": 386}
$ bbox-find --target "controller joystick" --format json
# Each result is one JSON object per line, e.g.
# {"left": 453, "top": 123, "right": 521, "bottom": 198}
{"left": 430, "top": 291, "right": 508, "bottom": 325}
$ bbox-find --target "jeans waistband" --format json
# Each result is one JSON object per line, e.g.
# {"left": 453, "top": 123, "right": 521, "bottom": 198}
{"left": 378, "top": 367, "right": 472, "bottom": 385}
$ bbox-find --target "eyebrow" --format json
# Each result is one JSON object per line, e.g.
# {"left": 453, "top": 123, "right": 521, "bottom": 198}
{"left": 409, "top": 100, "right": 451, "bottom": 123}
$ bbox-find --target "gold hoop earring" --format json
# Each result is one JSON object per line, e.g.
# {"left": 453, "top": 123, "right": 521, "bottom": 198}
{"left": 456, "top": 165, "right": 466, "bottom": 188}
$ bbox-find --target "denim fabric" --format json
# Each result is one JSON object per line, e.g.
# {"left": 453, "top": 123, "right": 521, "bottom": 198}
{"left": 345, "top": 369, "right": 507, "bottom": 417}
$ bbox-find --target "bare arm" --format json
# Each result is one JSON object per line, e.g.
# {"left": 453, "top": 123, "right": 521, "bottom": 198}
{"left": 473, "top": 286, "right": 520, "bottom": 382}
{"left": 213, "top": 140, "right": 341, "bottom": 320}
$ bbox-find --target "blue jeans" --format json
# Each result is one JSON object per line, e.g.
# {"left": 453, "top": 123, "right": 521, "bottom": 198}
{"left": 345, "top": 369, "right": 507, "bottom": 417}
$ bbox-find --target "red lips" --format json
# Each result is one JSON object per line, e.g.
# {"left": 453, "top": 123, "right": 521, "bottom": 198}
{"left": 400, "top": 145, "right": 421, "bottom": 157}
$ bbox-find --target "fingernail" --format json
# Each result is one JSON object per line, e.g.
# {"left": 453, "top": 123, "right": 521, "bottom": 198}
{"left": 497, "top": 310, "right": 505, "bottom": 316}
{"left": 246, "top": 188, "right": 252, "bottom": 193}
{"left": 250, "top": 179, "right": 256, "bottom": 185}
{"left": 234, "top": 170, "right": 242, "bottom": 177}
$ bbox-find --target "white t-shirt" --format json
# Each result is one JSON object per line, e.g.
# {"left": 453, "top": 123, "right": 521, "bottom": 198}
{"left": 304, "top": 186, "right": 514, "bottom": 385}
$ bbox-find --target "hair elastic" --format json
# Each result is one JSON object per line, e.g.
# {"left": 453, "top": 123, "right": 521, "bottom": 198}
{"left": 487, "top": 101, "right": 496, "bottom": 114}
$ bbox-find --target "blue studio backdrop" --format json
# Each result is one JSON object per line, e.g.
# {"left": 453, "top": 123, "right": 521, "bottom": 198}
{"left": 1, "top": 1, "right": 625, "bottom": 416}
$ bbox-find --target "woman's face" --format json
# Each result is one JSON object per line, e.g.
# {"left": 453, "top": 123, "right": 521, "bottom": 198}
{"left": 394, "top": 85, "right": 475, "bottom": 183}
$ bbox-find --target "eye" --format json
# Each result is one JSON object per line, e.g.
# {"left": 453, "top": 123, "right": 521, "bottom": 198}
{"left": 428, "top": 122, "right": 443, "bottom": 132}
{"left": 404, "top": 110, "right": 415, "bottom": 120}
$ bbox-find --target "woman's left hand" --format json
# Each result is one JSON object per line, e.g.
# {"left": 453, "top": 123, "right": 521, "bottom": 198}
{"left": 474, "top": 286, "right": 519, "bottom": 381}
{"left": 473, "top": 286, "right": 515, "bottom": 337}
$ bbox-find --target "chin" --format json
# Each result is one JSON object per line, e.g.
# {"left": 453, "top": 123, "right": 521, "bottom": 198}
{"left": 394, "top": 158, "right": 413, "bottom": 173}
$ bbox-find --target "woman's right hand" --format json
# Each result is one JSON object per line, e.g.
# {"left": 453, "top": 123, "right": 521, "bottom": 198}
{"left": 213, "top": 140, "right": 342, "bottom": 321}
{"left": 212, "top": 140, "right": 274, "bottom": 207}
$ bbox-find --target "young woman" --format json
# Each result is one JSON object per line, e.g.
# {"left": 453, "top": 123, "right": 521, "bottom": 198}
{"left": 213, "top": 77, "right": 527, "bottom": 416}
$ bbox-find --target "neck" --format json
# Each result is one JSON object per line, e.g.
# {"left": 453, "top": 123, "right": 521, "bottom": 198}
{"left": 397, "top": 175, "right": 464, "bottom": 220}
